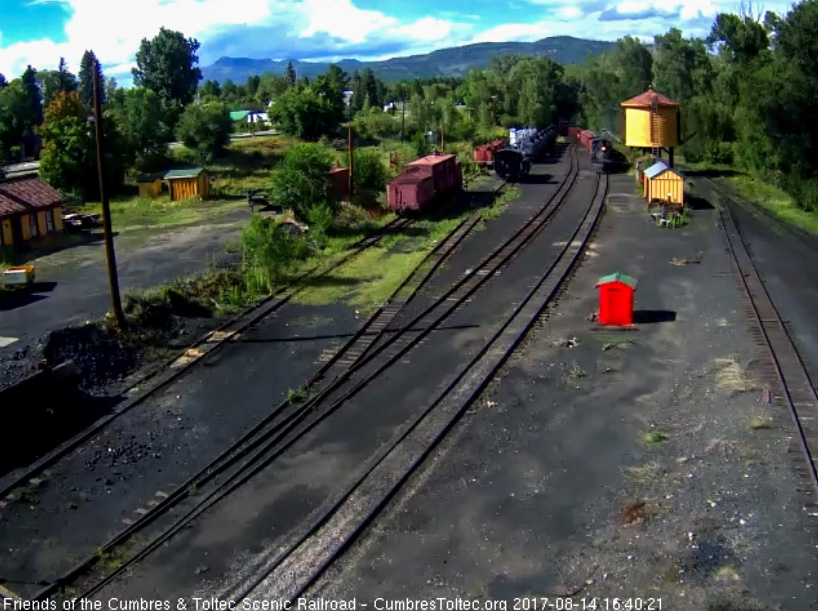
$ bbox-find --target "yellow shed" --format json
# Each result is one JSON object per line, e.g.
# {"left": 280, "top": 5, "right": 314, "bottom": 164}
{"left": 164, "top": 168, "right": 211, "bottom": 202}
{"left": 620, "top": 89, "right": 680, "bottom": 149}
{"left": 643, "top": 161, "right": 684, "bottom": 206}
{"left": 136, "top": 173, "right": 164, "bottom": 198}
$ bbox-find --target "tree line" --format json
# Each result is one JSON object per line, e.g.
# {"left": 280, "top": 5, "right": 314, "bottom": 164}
{"left": 2, "top": 0, "right": 817, "bottom": 212}
{"left": 573, "top": 0, "right": 818, "bottom": 210}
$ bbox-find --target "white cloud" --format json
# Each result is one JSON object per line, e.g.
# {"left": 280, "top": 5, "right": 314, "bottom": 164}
{"left": 0, "top": 0, "right": 802, "bottom": 84}
{"left": 0, "top": 0, "right": 462, "bottom": 80}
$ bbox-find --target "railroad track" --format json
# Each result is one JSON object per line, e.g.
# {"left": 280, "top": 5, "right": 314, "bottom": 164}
{"left": 20, "top": 178, "right": 511, "bottom": 600}
{"left": 227, "top": 167, "right": 609, "bottom": 602}
{"left": 0, "top": 215, "right": 413, "bottom": 499}
{"left": 32, "top": 148, "right": 579, "bottom": 601}
{"left": 719, "top": 198, "right": 818, "bottom": 499}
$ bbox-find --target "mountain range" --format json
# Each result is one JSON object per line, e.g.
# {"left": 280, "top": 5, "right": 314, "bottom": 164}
{"left": 201, "top": 36, "right": 615, "bottom": 84}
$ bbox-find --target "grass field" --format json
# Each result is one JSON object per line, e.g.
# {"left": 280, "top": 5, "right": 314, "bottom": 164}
{"left": 72, "top": 197, "right": 248, "bottom": 235}
{"left": 721, "top": 175, "right": 818, "bottom": 236}
{"left": 292, "top": 183, "right": 517, "bottom": 313}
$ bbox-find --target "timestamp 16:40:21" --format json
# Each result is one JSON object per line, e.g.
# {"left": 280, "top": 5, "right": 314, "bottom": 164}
{"left": 513, "top": 598, "right": 662, "bottom": 611}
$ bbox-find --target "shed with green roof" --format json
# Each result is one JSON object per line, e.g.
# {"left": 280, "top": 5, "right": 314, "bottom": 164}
{"left": 163, "top": 167, "right": 211, "bottom": 201}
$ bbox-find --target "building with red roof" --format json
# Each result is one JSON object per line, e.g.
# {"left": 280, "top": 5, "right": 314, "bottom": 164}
{"left": 0, "top": 174, "right": 65, "bottom": 247}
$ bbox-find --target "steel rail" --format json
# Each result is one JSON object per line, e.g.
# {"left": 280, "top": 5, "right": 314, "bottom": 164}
{"left": 0, "top": 216, "right": 412, "bottom": 500}
{"left": 718, "top": 198, "right": 818, "bottom": 499}
{"left": 33, "top": 181, "right": 508, "bottom": 600}
{"left": 60, "top": 150, "right": 578, "bottom": 600}
{"left": 236, "top": 170, "right": 609, "bottom": 602}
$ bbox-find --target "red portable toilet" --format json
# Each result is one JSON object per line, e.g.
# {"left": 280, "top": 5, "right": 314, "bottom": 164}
{"left": 596, "top": 272, "right": 638, "bottom": 326}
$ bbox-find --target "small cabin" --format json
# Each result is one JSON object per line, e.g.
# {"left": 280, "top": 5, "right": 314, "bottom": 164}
{"left": 164, "top": 168, "right": 211, "bottom": 202}
{"left": 136, "top": 173, "right": 164, "bottom": 198}
{"left": 643, "top": 161, "right": 684, "bottom": 206}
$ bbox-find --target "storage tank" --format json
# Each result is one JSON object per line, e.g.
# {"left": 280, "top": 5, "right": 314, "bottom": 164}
{"left": 620, "top": 89, "right": 680, "bottom": 149}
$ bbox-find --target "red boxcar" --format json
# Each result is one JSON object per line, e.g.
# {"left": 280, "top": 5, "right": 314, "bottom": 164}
{"left": 387, "top": 167, "right": 435, "bottom": 213}
{"left": 454, "top": 160, "right": 463, "bottom": 187}
{"left": 328, "top": 167, "right": 349, "bottom": 200}
{"left": 473, "top": 145, "right": 490, "bottom": 163}
{"left": 406, "top": 154, "right": 459, "bottom": 193}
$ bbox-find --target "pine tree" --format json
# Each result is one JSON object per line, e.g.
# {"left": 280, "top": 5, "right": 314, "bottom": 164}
{"left": 21, "top": 65, "right": 43, "bottom": 127}
{"left": 78, "top": 50, "right": 103, "bottom": 107}
{"left": 285, "top": 62, "right": 297, "bottom": 88}
{"left": 57, "top": 57, "right": 78, "bottom": 93}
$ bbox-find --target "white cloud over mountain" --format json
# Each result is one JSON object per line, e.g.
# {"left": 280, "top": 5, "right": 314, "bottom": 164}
{"left": 0, "top": 0, "right": 798, "bottom": 82}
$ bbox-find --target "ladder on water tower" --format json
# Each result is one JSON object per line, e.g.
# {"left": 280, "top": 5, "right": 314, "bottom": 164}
{"left": 650, "top": 94, "right": 661, "bottom": 158}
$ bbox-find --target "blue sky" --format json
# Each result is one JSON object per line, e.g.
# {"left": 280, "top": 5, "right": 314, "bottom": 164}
{"left": 0, "top": 0, "right": 798, "bottom": 83}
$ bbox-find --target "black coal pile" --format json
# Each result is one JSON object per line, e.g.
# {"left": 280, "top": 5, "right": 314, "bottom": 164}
{"left": 0, "top": 344, "right": 40, "bottom": 390}
{"left": 42, "top": 323, "right": 142, "bottom": 391}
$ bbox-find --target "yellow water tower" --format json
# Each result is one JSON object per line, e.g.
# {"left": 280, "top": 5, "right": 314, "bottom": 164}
{"left": 620, "top": 89, "right": 680, "bottom": 167}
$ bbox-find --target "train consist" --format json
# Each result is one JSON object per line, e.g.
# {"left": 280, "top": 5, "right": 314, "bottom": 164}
{"left": 386, "top": 153, "right": 463, "bottom": 214}
{"left": 493, "top": 126, "right": 558, "bottom": 180}
{"left": 570, "top": 127, "right": 616, "bottom": 170}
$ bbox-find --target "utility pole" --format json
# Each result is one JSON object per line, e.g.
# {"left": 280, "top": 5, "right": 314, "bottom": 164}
{"left": 348, "top": 123, "right": 354, "bottom": 197}
{"left": 92, "top": 58, "right": 125, "bottom": 327}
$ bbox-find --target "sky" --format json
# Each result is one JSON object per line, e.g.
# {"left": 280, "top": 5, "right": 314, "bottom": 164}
{"left": 0, "top": 0, "right": 798, "bottom": 84}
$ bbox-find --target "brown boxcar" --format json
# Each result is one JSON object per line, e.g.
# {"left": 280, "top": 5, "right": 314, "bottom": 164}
{"left": 328, "top": 167, "right": 349, "bottom": 200}
{"left": 454, "top": 160, "right": 463, "bottom": 187}
{"left": 387, "top": 167, "right": 435, "bottom": 213}
{"left": 406, "top": 154, "right": 459, "bottom": 193}
{"left": 473, "top": 145, "right": 490, "bottom": 163}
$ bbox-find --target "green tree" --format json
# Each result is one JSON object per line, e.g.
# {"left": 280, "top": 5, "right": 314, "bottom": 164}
{"left": 0, "top": 81, "right": 30, "bottom": 163}
{"left": 199, "top": 79, "right": 221, "bottom": 100}
{"left": 38, "top": 92, "right": 98, "bottom": 197}
{"left": 285, "top": 62, "right": 297, "bottom": 88}
{"left": 21, "top": 65, "right": 43, "bottom": 128}
{"left": 109, "top": 87, "right": 170, "bottom": 170}
{"left": 176, "top": 101, "right": 231, "bottom": 163}
{"left": 270, "top": 72, "right": 345, "bottom": 141}
{"left": 270, "top": 143, "right": 334, "bottom": 222}
{"left": 132, "top": 28, "right": 202, "bottom": 111}
{"left": 78, "top": 50, "right": 103, "bottom": 107}
{"left": 38, "top": 57, "right": 79, "bottom": 107}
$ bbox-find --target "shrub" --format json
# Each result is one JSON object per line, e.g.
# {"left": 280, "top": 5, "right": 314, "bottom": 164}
{"left": 240, "top": 215, "right": 310, "bottom": 294}
{"left": 343, "top": 147, "right": 388, "bottom": 191}
{"left": 270, "top": 143, "right": 335, "bottom": 223}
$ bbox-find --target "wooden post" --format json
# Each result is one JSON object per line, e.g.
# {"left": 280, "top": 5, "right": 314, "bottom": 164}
{"left": 92, "top": 58, "right": 125, "bottom": 328}
{"left": 348, "top": 124, "right": 354, "bottom": 197}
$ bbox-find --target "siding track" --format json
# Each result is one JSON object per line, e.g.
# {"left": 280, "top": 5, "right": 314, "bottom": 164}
{"left": 720, "top": 198, "right": 818, "bottom": 499}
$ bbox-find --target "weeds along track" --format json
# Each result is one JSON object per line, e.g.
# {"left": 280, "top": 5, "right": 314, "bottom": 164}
{"left": 228, "top": 169, "right": 609, "bottom": 602}
{"left": 719, "top": 198, "right": 818, "bottom": 499}
{"left": 0, "top": 215, "right": 414, "bottom": 500}
{"left": 23, "top": 183, "right": 500, "bottom": 600}
{"left": 38, "top": 149, "right": 579, "bottom": 600}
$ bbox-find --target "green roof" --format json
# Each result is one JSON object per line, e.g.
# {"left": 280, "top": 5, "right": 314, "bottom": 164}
{"left": 229, "top": 110, "right": 252, "bottom": 121}
{"left": 597, "top": 272, "right": 638, "bottom": 289}
{"left": 164, "top": 168, "right": 205, "bottom": 180}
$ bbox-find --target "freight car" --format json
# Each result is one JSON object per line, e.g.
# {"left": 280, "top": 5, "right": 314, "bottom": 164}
{"left": 473, "top": 139, "right": 506, "bottom": 166}
{"left": 386, "top": 153, "right": 463, "bottom": 215}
